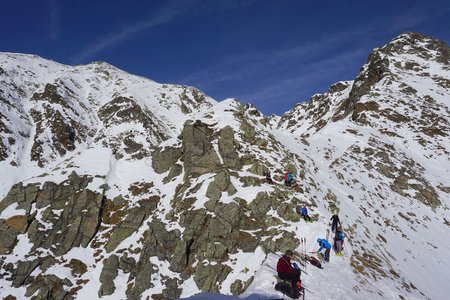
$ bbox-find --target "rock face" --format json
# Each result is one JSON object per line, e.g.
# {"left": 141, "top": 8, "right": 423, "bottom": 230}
{"left": 0, "top": 173, "right": 104, "bottom": 295}
{"left": 182, "top": 120, "right": 222, "bottom": 178}
{"left": 27, "top": 173, "right": 103, "bottom": 256}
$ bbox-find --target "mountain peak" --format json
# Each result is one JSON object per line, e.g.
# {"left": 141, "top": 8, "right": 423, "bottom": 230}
{"left": 381, "top": 31, "right": 450, "bottom": 64}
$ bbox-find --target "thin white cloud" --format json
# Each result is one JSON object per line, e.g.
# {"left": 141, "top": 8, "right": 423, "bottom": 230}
{"left": 178, "top": 28, "right": 372, "bottom": 89}
{"left": 71, "top": 0, "right": 256, "bottom": 64}
{"left": 48, "top": 0, "right": 60, "bottom": 40}
{"left": 389, "top": 3, "right": 450, "bottom": 32}
{"left": 237, "top": 48, "right": 366, "bottom": 106}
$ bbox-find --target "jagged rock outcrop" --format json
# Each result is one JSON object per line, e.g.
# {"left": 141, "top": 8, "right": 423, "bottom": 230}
{"left": 182, "top": 120, "right": 222, "bottom": 178}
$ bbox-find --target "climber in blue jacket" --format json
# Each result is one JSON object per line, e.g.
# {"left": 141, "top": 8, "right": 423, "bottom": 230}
{"left": 316, "top": 238, "right": 332, "bottom": 262}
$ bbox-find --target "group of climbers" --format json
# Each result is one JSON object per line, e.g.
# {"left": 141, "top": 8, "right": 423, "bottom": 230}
{"left": 264, "top": 166, "right": 348, "bottom": 298}
{"left": 262, "top": 170, "right": 294, "bottom": 187}
{"left": 263, "top": 168, "right": 304, "bottom": 187}
{"left": 315, "top": 211, "right": 346, "bottom": 262}
{"left": 330, "top": 212, "right": 345, "bottom": 256}
{"left": 284, "top": 171, "right": 294, "bottom": 186}
{"left": 275, "top": 210, "right": 347, "bottom": 298}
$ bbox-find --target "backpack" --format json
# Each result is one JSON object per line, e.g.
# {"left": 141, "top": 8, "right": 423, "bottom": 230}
{"left": 307, "top": 256, "right": 323, "bottom": 269}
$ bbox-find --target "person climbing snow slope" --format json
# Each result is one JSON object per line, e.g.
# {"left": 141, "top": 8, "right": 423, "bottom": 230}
{"left": 330, "top": 210, "right": 341, "bottom": 233}
{"left": 316, "top": 238, "right": 332, "bottom": 263}
{"left": 334, "top": 227, "right": 346, "bottom": 256}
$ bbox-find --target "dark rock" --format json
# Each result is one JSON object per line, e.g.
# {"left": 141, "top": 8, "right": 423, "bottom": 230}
{"left": 25, "top": 274, "right": 73, "bottom": 300}
{"left": 99, "top": 255, "right": 119, "bottom": 296}
{"left": 68, "top": 259, "right": 87, "bottom": 277}
{"left": 119, "top": 252, "right": 136, "bottom": 273}
{"left": 152, "top": 147, "right": 182, "bottom": 174}
{"left": 13, "top": 259, "right": 41, "bottom": 287}
{"left": 161, "top": 277, "right": 182, "bottom": 299}
{"left": 182, "top": 120, "right": 221, "bottom": 179}
{"left": 194, "top": 264, "right": 232, "bottom": 292}
{"left": 105, "top": 207, "right": 147, "bottom": 253}
{"left": 206, "top": 170, "right": 237, "bottom": 202}
{"left": 218, "top": 126, "right": 241, "bottom": 170}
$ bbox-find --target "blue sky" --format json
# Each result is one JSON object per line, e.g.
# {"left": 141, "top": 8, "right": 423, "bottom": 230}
{"left": 1, "top": 0, "right": 449, "bottom": 115}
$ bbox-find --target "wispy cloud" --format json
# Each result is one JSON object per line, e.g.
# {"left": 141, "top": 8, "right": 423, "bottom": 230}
{"left": 388, "top": 3, "right": 450, "bottom": 33}
{"left": 71, "top": 0, "right": 256, "bottom": 64}
{"left": 48, "top": 0, "right": 60, "bottom": 40}
{"left": 177, "top": 28, "right": 372, "bottom": 89}
{"left": 236, "top": 48, "right": 367, "bottom": 113}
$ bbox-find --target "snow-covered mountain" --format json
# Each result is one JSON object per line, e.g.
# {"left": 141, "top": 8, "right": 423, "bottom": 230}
{"left": 0, "top": 32, "right": 449, "bottom": 300}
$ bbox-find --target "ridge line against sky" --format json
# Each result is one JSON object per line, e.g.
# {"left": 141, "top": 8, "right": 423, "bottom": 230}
{"left": 1, "top": 0, "right": 450, "bottom": 115}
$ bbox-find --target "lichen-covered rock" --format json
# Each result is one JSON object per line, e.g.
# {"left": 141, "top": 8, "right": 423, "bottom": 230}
{"left": 126, "top": 220, "right": 181, "bottom": 299}
{"left": 240, "top": 121, "right": 256, "bottom": 142}
{"left": 250, "top": 192, "right": 271, "bottom": 219}
{"left": 152, "top": 146, "right": 182, "bottom": 174}
{"left": 194, "top": 264, "right": 233, "bottom": 292}
{"left": 99, "top": 255, "right": 119, "bottom": 296}
{"left": 170, "top": 239, "right": 190, "bottom": 273}
{"left": 105, "top": 207, "right": 147, "bottom": 253}
{"left": 68, "top": 259, "right": 87, "bottom": 277}
{"left": 25, "top": 274, "right": 73, "bottom": 300}
{"left": 206, "top": 170, "right": 237, "bottom": 201}
{"left": 161, "top": 277, "right": 183, "bottom": 299}
{"left": 218, "top": 126, "right": 241, "bottom": 170}
{"left": 0, "top": 182, "right": 39, "bottom": 215}
{"left": 13, "top": 259, "right": 41, "bottom": 287}
{"left": 277, "top": 202, "right": 300, "bottom": 222}
{"left": 27, "top": 174, "right": 103, "bottom": 256}
{"left": 231, "top": 277, "right": 254, "bottom": 296}
{"left": 119, "top": 252, "right": 136, "bottom": 274}
{"left": 164, "top": 163, "right": 183, "bottom": 183}
{"left": 249, "top": 163, "right": 268, "bottom": 176}
{"left": 182, "top": 121, "right": 221, "bottom": 179}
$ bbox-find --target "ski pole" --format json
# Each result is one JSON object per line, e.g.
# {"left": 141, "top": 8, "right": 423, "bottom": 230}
{"left": 304, "top": 237, "right": 307, "bottom": 274}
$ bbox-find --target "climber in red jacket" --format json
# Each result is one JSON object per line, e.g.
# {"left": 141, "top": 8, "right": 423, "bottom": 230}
{"left": 276, "top": 250, "right": 301, "bottom": 290}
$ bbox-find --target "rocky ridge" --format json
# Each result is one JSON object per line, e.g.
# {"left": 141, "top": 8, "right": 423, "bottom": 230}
{"left": 0, "top": 32, "right": 449, "bottom": 300}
